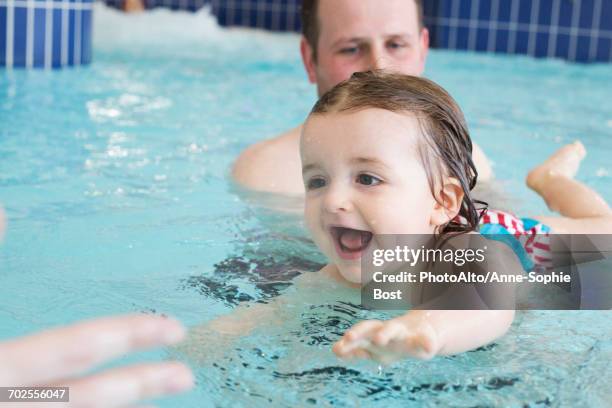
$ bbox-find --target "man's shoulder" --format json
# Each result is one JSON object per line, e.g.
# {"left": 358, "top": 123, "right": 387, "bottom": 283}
{"left": 239, "top": 125, "right": 301, "bottom": 158}
{"left": 232, "top": 125, "right": 304, "bottom": 194}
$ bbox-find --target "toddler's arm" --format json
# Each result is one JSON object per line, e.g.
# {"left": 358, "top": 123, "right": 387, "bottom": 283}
{"left": 176, "top": 271, "right": 320, "bottom": 362}
{"left": 333, "top": 309, "right": 514, "bottom": 363}
{"left": 334, "top": 238, "right": 519, "bottom": 363}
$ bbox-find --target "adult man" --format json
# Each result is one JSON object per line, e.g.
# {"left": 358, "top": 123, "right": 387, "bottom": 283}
{"left": 233, "top": 0, "right": 492, "bottom": 195}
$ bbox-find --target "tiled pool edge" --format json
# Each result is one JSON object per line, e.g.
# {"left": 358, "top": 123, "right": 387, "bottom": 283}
{"left": 2, "top": 0, "right": 611, "bottom": 68}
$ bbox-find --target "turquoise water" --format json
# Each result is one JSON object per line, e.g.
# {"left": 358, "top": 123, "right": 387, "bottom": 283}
{"left": 1, "top": 5, "right": 611, "bottom": 407}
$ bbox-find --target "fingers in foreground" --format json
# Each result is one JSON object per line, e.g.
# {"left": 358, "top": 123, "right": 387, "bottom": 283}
{"left": 61, "top": 361, "right": 193, "bottom": 408}
{"left": 343, "top": 320, "right": 384, "bottom": 342}
{"left": 372, "top": 321, "right": 407, "bottom": 348}
{"left": 400, "top": 334, "right": 435, "bottom": 360}
{"left": 333, "top": 321, "right": 383, "bottom": 357}
{"left": 0, "top": 314, "right": 186, "bottom": 387}
{"left": 332, "top": 341, "right": 373, "bottom": 360}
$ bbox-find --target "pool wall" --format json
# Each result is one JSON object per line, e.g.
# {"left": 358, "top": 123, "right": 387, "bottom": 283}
{"left": 2, "top": 0, "right": 611, "bottom": 67}
{"left": 429, "top": 0, "right": 612, "bottom": 63}
{"left": 0, "top": 0, "right": 93, "bottom": 68}
{"left": 110, "top": 0, "right": 612, "bottom": 63}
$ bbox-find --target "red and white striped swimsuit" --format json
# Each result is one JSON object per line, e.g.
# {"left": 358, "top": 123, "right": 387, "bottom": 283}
{"left": 478, "top": 209, "right": 553, "bottom": 271}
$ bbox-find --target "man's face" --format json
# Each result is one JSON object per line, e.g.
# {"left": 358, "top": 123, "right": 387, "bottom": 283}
{"left": 301, "top": 0, "right": 429, "bottom": 96}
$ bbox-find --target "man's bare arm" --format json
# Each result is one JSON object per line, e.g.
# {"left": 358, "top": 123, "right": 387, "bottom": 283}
{"left": 232, "top": 125, "right": 304, "bottom": 195}
{"left": 473, "top": 142, "right": 493, "bottom": 182}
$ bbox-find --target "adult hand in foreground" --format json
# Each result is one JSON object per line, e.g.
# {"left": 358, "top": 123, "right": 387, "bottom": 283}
{"left": 0, "top": 313, "right": 194, "bottom": 407}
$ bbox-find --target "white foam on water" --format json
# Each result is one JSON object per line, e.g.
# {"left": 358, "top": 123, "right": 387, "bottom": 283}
{"left": 93, "top": 2, "right": 299, "bottom": 59}
{"left": 93, "top": 2, "right": 223, "bottom": 46}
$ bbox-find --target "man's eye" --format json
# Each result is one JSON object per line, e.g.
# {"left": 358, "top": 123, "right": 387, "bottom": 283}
{"left": 339, "top": 46, "right": 359, "bottom": 55}
{"left": 356, "top": 174, "right": 382, "bottom": 186}
{"left": 388, "top": 41, "right": 406, "bottom": 50}
{"left": 307, "top": 177, "right": 326, "bottom": 190}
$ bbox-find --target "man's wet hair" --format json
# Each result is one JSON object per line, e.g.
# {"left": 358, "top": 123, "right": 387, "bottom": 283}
{"left": 309, "top": 71, "right": 487, "bottom": 237}
{"left": 301, "top": 0, "right": 425, "bottom": 62}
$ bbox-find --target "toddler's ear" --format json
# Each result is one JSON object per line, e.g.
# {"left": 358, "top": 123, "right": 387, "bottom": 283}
{"left": 430, "top": 178, "right": 464, "bottom": 227}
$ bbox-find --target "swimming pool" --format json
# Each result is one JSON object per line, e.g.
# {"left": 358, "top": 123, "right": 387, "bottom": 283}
{"left": 1, "top": 4, "right": 611, "bottom": 407}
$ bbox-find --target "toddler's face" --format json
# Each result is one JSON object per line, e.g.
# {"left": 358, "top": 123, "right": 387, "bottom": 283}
{"left": 301, "top": 109, "right": 442, "bottom": 283}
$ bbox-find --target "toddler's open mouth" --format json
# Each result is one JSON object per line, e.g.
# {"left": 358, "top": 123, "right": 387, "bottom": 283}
{"left": 330, "top": 226, "right": 373, "bottom": 260}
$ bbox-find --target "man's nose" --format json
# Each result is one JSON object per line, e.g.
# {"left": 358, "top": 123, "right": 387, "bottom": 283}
{"left": 323, "top": 184, "right": 353, "bottom": 214}
{"left": 367, "top": 44, "right": 391, "bottom": 71}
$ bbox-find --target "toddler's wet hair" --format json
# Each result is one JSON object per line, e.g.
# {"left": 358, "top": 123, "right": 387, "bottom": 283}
{"left": 310, "top": 70, "right": 486, "bottom": 236}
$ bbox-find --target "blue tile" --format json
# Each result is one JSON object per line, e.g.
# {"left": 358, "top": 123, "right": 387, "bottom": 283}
{"left": 596, "top": 37, "right": 611, "bottom": 62}
{"left": 427, "top": 23, "right": 439, "bottom": 47}
{"left": 52, "top": 8, "right": 62, "bottom": 68}
{"left": 33, "top": 7, "right": 46, "bottom": 68}
{"left": 478, "top": 0, "right": 492, "bottom": 20}
{"left": 495, "top": 29, "right": 510, "bottom": 53}
{"left": 0, "top": 7, "right": 6, "bottom": 66}
{"left": 573, "top": 36, "right": 592, "bottom": 62}
{"left": 68, "top": 8, "right": 75, "bottom": 65}
{"left": 517, "top": 0, "right": 533, "bottom": 25}
{"left": 104, "top": 0, "right": 122, "bottom": 9}
{"left": 249, "top": 6, "right": 259, "bottom": 29}
{"left": 436, "top": 0, "right": 450, "bottom": 17}
{"left": 13, "top": 6, "right": 28, "bottom": 67}
{"left": 476, "top": 27, "right": 490, "bottom": 51}
{"left": 601, "top": 0, "right": 612, "bottom": 31}
{"left": 443, "top": 0, "right": 457, "bottom": 18}
{"left": 255, "top": 6, "right": 265, "bottom": 29}
{"left": 437, "top": 24, "right": 451, "bottom": 48}
{"left": 514, "top": 30, "right": 530, "bottom": 54}
{"left": 538, "top": 0, "right": 553, "bottom": 26}
{"left": 555, "top": 33, "right": 571, "bottom": 59}
{"left": 211, "top": 3, "right": 225, "bottom": 25}
{"left": 458, "top": 0, "right": 472, "bottom": 19}
{"left": 86, "top": 0, "right": 611, "bottom": 64}
{"left": 423, "top": 0, "right": 438, "bottom": 19}
{"left": 497, "top": 0, "right": 512, "bottom": 22}
{"left": 81, "top": 9, "right": 92, "bottom": 64}
{"left": 558, "top": 0, "right": 574, "bottom": 28}
{"left": 456, "top": 26, "right": 470, "bottom": 50}
{"left": 257, "top": 6, "right": 267, "bottom": 29}
{"left": 534, "top": 32, "right": 549, "bottom": 58}
{"left": 578, "top": 0, "right": 595, "bottom": 29}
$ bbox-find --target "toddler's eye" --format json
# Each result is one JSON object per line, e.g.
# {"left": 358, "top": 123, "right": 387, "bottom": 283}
{"left": 307, "top": 177, "right": 326, "bottom": 190}
{"left": 356, "top": 174, "right": 382, "bottom": 186}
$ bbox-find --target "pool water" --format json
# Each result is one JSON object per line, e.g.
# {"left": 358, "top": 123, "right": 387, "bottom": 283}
{"left": 1, "top": 4, "right": 611, "bottom": 407}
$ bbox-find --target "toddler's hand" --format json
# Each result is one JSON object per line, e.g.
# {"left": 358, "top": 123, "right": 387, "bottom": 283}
{"left": 332, "top": 317, "right": 440, "bottom": 364}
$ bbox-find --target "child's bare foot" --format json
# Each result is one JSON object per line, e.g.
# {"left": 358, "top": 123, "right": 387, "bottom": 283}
{"left": 526, "top": 141, "right": 587, "bottom": 194}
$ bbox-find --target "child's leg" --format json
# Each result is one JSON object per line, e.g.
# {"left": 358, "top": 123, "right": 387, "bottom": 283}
{"left": 526, "top": 141, "right": 612, "bottom": 234}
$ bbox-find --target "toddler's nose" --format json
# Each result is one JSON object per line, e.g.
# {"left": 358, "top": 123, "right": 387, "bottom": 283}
{"left": 323, "top": 186, "right": 354, "bottom": 214}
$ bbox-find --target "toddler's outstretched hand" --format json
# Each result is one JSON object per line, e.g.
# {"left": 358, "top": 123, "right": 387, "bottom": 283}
{"left": 332, "top": 315, "right": 440, "bottom": 364}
